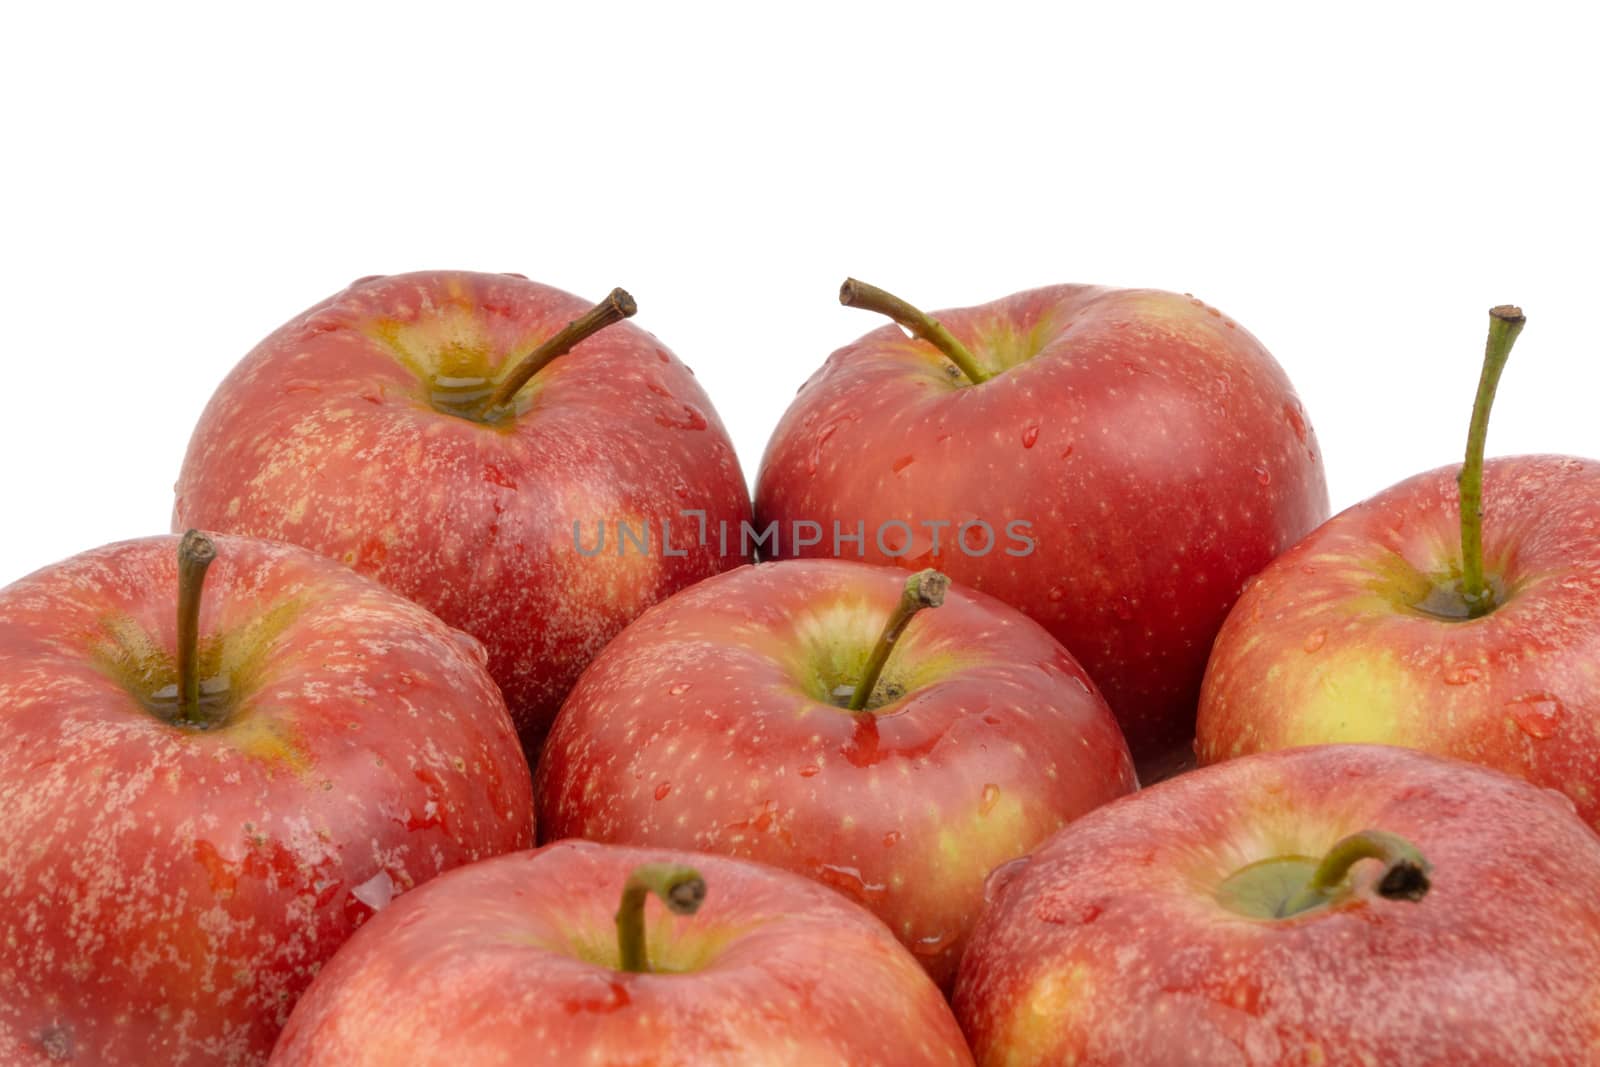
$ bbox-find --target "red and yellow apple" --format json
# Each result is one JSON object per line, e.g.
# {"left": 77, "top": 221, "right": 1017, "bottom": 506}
{"left": 1196, "top": 308, "right": 1600, "bottom": 825}
{"left": 0, "top": 533, "right": 534, "bottom": 1065}
{"left": 1197, "top": 455, "right": 1600, "bottom": 821}
{"left": 536, "top": 558, "right": 1136, "bottom": 987}
{"left": 955, "top": 744, "right": 1600, "bottom": 1064}
{"left": 755, "top": 280, "right": 1328, "bottom": 775}
{"left": 174, "top": 271, "right": 752, "bottom": 753}
{"left": 268, "top": 841, "right": 975, "bottom": 1066}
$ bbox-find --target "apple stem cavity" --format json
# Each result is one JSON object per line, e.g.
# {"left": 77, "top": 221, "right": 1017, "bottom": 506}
{"left": 615, "top": 862, "right": 706, "bottom": 974}
{"left": 847, "top": 569, "right": 950, "bottom": 713}
{"left": 174, "top": 529, "right": 218, "bottom": 728}
{"left": 839, "top": 279, "right": 991, "bottom": 385}
{"left": 1286, "top": 829, "right": 1432, "bottom": 915}
{"left": 483, "top": 288, "right": 637, "bottom": 412}
{"left": 1457, "top": 304, "right": 1526, "bottom": 616}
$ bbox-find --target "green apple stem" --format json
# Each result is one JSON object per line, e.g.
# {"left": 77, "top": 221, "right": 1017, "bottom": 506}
{"left": 615, "top": 862, "right": 706, "bottom": 974}
{"left": 1281, "top": 829, "right": 1432, "bottom": 916}
{"left": 483, "top": 288, "right": 637, "bottom": 411}
{"left": 847, "top": 569, "right": 950, "bottom": 712}
{"left": 1457, "top": 305, "right": 1526, "bottom": 616}
{"left": 839, "top": 279, "right": 991, "bottom": 385}
{"left": 174, "top": 530, "right": 217, "bottom": 728}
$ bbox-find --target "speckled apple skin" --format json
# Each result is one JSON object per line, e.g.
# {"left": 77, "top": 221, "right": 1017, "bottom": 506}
{"left": 0, "top": 535, "right": 534, "bottom": 1066}
{"left": 536, "top": 559, "right": 1137, "bottom": 989}
{"left": 174, "top": 271, "right": 752, "bottom": 752}
{"left": 754, "top": 286, "right": 1329, "bottom": 776}
{"left": 1198, "top": 456, "right": 1600, "bottom": 826}
{"left": 268, "top": 840, "right": 973, "bottom": 1067}
{"left": 954, "top": 744, "right": 1600, "bottom": 1065}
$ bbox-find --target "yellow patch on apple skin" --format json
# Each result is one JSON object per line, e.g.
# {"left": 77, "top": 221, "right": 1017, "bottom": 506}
{"left": 223, "top": 713, "right": 311, "bottom": 774}
{"left": 783, "top": 598, "right": 969, "bottom": 704}
{"left": 937, "top": 789, "right": 1031, "bottom": 879}
{"left": 996, "top": 963, "right": 1090, "bottom": 1067}
{"left": 1279, "top": 646, "right": 1420, "bottom": 748}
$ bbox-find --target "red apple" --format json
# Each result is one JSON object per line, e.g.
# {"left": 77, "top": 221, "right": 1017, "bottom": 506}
{"left": 0, "top": 532, "right": 534, "bottom": 1065}
{"left": 536, "top": 558, "right": 1136, "bottom": 988}
{"left": 267, "top": 841, "right": 975, "bottom": 1066}
{"left": 174, "top": 271, "right": 752, "bottom": 753}
{"left": 754, "top": 280, "right": 1329, "bottom": 776}
{"left": 1196, "top": 308, "right": 1600, "bottom": 825}
{"left": 955, "top": 744, "right": 1600, "bottom": 1064}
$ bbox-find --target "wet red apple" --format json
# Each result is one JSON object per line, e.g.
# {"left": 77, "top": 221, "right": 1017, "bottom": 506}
{"left": 755, "top": 280, "right": 1328, "bottom": 776}
{"left": 0, "top": 533, "right": 534, "bottom": 1065}
{"left": 174, "top": 271, "right": 752, "bottom": 753}
{"left": 268, "top": 841, "right": 975, "bottom": 1066}
{"left": 1197, "top": 307, "right": 1600, "bottom": 826}
{"left": 536, "top": 559, "right": 1136, "bottom": 987}
{"left": 955, "top": 744, "right": 1600, "bottom": 1064}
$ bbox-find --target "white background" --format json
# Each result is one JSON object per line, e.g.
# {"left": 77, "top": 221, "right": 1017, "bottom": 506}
{"left": 2, "top": 2, "right": 1595, "bottom": 588}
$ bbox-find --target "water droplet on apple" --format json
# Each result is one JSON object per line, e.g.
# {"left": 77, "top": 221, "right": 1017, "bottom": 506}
{"left": 1021, "top": 425, "right": 1040, "bottom": 449}
{"left": 668, "top": 682, "right": 691, "bottom": 696}
{"left": 816, "top": 863, "right": 887, "bottom": 904}
{"left": 798, "top": 764, "right": 820, "bottom": 778}
{"left": 654, "top": 782, "right": 672, "bottom": 801}
{"left": 882, "top": 830, "right": 901, "bottom": 848}
{"left": 450, "top": 630, "right": 490, "bottom": 667}
{"left": 979, "top": 783, "right": 1001, "bottom": 815}
{"left": 1302, "top": 629, "right": 1327, "bottom": 653}
{"left": 911, "top": 930, "right": 956, "bottom": 957}
{"left": 1443, "top": 665, "right": 1483, "bottom": 686}
{"left": 1508, "top": 694, "right": 1564, "bottom": 739}
{"left": 892, "top": 454, "right": 916, "bottom": 474}
{"left": 1254, "top": 465, "right": 1272, "bottom": 486}
{"left": 351, "top": 869, "right": 395, "bottom": 912}
{"left": 1283, "top": 401, "right": 1309, "bottom": 444}
{"left": 1047, "top": 585, "right": 1066, "bottom": 602}
{"left": 984, "top": 856, "right": 1032, "bottom": 904}
{"left": 655, "top": 403, "right": 708, "bottom": 431}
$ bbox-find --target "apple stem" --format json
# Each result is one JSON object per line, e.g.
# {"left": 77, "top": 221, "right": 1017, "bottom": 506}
{"left": 1282, "top": 829, "right": 1431, "bottom": 916}
{"left": 615, "top": 862, "right": 706, "bottom": 974}
{"left": 847, "top": 569, "right": 950, "bottom": 712}
{"left": 483, "top": 288, "right": 637, "bottom": 411}
{"left": 175, "top": 530, "right": 218, "bottom": 727}
{"left": 839, "top": 279, "right": 991, "bottom": 385}
{"left": 1457, "top": 305, "right": 1526, "bottom": 616}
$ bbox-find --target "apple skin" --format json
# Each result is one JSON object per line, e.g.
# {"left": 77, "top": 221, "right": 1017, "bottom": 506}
{"left": 1196, "top": 455, "right": 1600, "bottom": 825}
{"left": 267, "top": 840, "right": 974, "bottom": 1066}
{"left": 174, "top": 270, "right": 752, "bottom": 753}
{"left": 754, "top": 285, "right": 1328, "bottom": 775}
{"left": 954, "top": 744, "right": 1600, "bottom": 1065}
{"left": 0, "top": 534, "right": 534, "bottom": 1066}
{"left": 536, "top": 558, "right": 1137, "bottom": 988}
